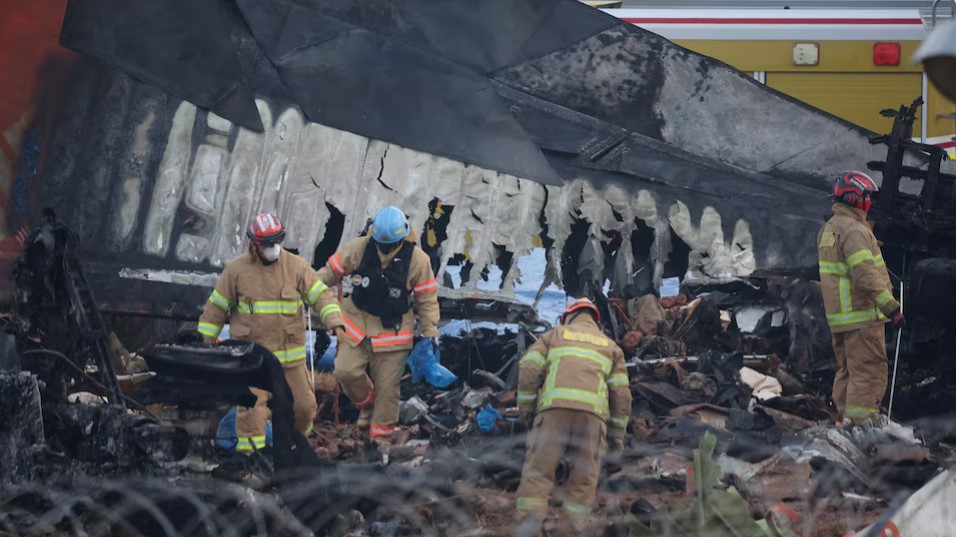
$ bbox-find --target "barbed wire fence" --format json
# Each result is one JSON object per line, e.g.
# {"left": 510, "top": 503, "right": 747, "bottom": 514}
{"left": 1, "top": 414, "right": 952, "bottom": 537}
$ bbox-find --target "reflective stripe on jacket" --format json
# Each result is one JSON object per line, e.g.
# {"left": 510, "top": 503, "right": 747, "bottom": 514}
{"left": 817, "top": 203, "right": 900, "bottom": 333}
{"left": 198, "top": 249, "right": 343, "bottom": 365}
{"left": 317, "top": 233, "right": 440, "bottom": 351}
{"left": 517, "top": 313, "right": 632, "bottom": 438}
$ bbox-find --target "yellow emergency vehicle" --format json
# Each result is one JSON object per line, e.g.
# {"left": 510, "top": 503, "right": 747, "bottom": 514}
{"left": 605, "top": 3, "right": 956, "bottom": 153}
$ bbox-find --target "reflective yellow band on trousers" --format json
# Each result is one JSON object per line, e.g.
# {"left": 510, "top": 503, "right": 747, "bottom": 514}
{"left": 236, "top": 435, "right": 267, "bottom": 451}
{"left": 517, "top": 497, "right": 547, "bottom": 511}
{"left": 844, "top": 404, "right": 879, "bottom": 420}
{"left": 564, "top": 502, "right": 589, "bottom": 518}
{"left": 517, "top": 391, "right": 537, "bottom": 404}
{"left": 609, "top": 416, "right": 629, "bottom": 429}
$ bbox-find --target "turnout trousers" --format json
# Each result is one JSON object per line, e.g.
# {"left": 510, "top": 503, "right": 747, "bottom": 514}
{"left": 333, "top": 339, "right": 408, "bottom": 440}
{"left": 831, "top": 323, "right": 888, "bottom": 423}
{"left": 235, "top": 360, "right": 317, "bottom": 452}
{"left": 515, "top": 408, "right": 607, "bottom": 535}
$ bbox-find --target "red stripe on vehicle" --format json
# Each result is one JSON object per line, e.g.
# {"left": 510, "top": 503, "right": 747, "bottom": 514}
{"left": 621, "top": 17, "right": 923, "bottom": 25}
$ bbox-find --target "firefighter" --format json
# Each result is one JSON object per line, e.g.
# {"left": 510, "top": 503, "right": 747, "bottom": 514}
{"left": 317, "top": 206, "right": 440, "bottom": 442}
{"left": 198, "top": 213, "right": 343, "bottom": 453}
{"left": 514, "top": 297, "right": 632, "bottom": 535}
{"left": 818, "top": 171, "right": 903, "bottom": 424}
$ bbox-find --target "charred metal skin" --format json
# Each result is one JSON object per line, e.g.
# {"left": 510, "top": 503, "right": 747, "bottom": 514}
{"left": 14, "top": 209, "right": 125, "bottom": 407}
{"left": 868, "top": 98, "right": 956, "bottom": 259}
{"left": 35, "top": 0, "right": 956, "bottom": 325}
{"left": 142, "top": 341, "right": 326, "bottom": 472}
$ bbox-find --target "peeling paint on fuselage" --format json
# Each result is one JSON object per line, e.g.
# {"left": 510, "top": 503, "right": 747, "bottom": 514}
{"left": 118, "top": 94, "right": 760, "bottom": 302}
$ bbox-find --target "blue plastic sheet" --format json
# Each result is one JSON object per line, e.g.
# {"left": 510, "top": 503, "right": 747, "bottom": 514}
{"left": 406, "top": 339, "right": 457, "bottom": 388}
{"left": 659, "top": 277, "right": 681, "bottom": 298}
{"left": 216, "top": 407, "right": 272, "bottom": 451}
{"left": 477, "top": 403, "right": 501, "bottom": 432}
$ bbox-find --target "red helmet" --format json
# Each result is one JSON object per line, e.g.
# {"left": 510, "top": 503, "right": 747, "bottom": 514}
{"left": 833, "top": 170, "right": 878, "bottom": 213}
{"left": 246, "top": 213, "right": 286, "bottom": 244}
{"left": 561, "top": 297, "right": 601, "bottom": 324}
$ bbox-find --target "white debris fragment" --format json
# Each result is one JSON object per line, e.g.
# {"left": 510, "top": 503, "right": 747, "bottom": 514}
{"left": 67, "top": 392, "right": 106, "bottom": 405}
{"left": 739, "top": 366, "right": 783, "bottom": 401}
{"left": 851, "top": 470, "right": 956, "bottom": 537}
{"left": 118, "top": 267, "right": 220, "bottom": 287}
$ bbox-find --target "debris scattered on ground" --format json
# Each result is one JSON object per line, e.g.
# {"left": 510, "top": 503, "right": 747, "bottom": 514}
{"left": 2, "top": 219, "right": 954, "bottom": 537}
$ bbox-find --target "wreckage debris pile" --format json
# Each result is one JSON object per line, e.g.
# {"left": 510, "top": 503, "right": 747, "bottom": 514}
{"left": 280, "top": 292, "right": 954, "bottom": 536}
{"left": 3, "top": 286, "right": 956, "bottom": 537}
{"left": 239, "top": 297, "right": 952, "bottom": 536}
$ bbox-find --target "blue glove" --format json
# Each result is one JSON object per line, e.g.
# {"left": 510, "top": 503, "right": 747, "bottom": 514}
{"left": 477, "top": 404, "right": 501, "bottom": 432}
{"left": 406, "top": 339, "right": 457, "bottom": 388}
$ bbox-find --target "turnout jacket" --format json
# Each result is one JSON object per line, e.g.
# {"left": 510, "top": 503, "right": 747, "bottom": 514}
{"left": 317, "top": 233, "right": 440, "bottom": 351}
{"left": 198, "top": 249, "right": 343, "bottom": 365}
{"left": 817, "top": 203, "right": 900, "bottom": 333}
{"left": 517, "top": 314, "right": 632, "bottom": 439}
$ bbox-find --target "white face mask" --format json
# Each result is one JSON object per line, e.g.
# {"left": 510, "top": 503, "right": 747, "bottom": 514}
{"left": 260, "top": 243, "right": 282, "bottom": 262}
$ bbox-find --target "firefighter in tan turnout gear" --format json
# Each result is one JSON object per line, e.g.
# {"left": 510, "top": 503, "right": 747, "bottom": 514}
{"left": 317, "top": 206, "right": 440, "bottom": 442}
{"left": 198, "top": 213, "right": 343, "bottom": 452}
{"left": 818, "top": 171, "right": 903, "bottom": 424}
{"left": 515, "top": 298, "right": 632, "bottom": 534}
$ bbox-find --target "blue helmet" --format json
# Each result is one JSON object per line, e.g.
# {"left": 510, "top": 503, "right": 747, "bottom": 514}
{"left": 371, "top": 206, "right": 410, "bottom": 244}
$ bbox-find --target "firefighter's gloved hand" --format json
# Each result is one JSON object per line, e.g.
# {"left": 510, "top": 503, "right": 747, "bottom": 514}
{"left": 890, "top": 309, "right": 905, "bottom": 328}
{"left": 609, "top": 437, "right": 625, "bottom": 452}
{"left": 518, "top": 412, "right": 533, "bottom": 428}
{"left": 332, "top": 326, "right": 347, "bottom": 341}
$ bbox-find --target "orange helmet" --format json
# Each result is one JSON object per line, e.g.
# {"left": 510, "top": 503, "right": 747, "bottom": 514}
{"left": 246, "top": 213, "right": 286, "bottom": 244}
{"left": 833, "top": 170, "right": 878, "bottom": 213}
{"left": 561, "top": 297, "right": 601, "bottom": 324}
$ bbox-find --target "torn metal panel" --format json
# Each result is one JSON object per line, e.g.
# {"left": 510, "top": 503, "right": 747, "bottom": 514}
{"left": 58, "top": 0, "right": 263, "bottom": 131}
{"left": 852, "top": 470, "right": 956, "bottom": 537}
{"left": 142, "top": 101, "right": 197, "bottom": 257}
{"left": 0, "top": 373, "right": 44, "bottom": 484}
{"left": 782, "top": 426, "right": 872, "bottom": 490}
